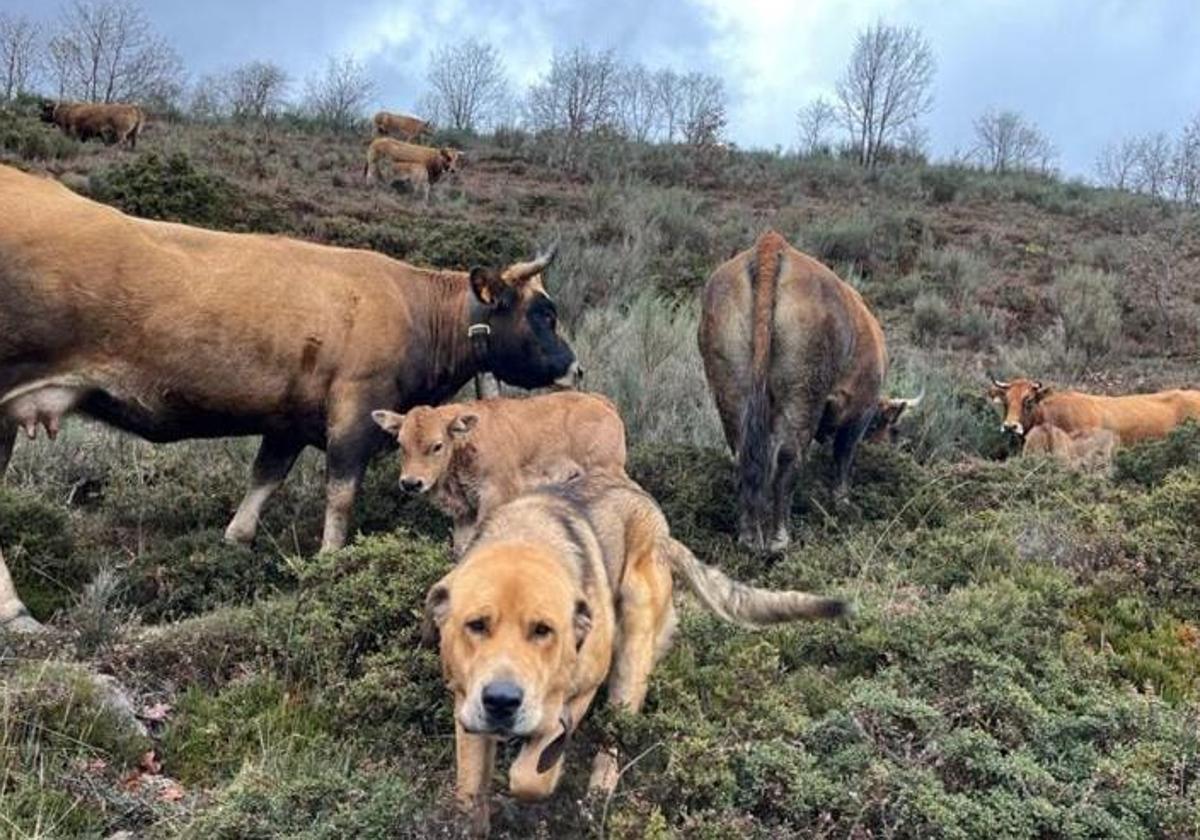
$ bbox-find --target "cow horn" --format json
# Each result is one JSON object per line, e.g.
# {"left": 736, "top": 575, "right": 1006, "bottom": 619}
{"left": 902, "top": 389, "right": 925, "bottom": 408}
{"left": 505, "top": 242, "right": 559, "bottom": 283}
{"left": 988, "top": 371, "right": 1010, "bottom": 389}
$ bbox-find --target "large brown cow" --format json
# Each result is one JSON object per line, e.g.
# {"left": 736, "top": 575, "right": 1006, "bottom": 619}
{"left": 373, "top": 110, "right": 432, "bottom": 141}
{"left": 40, "top": 101, "right": 144, "bottom": 148}
{"left": 0, "top": 163, "right": 580, "bottom": 567}
{"left": 699, "top": 230, "right": 887, "bottom": 552}
{"left": 364, "top": 138, "right": 461, "bottom": 193}
{"left": 988, "top": 376, "right": 1200, "bottom": 445}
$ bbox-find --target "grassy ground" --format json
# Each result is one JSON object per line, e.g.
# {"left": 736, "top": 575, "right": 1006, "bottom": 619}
{"left": 2, "top": 102, "right": 1200, "bottom": 838}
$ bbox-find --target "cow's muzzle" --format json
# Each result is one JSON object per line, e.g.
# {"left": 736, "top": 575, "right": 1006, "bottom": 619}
{"left": 552, "top": 362, "right": 584, "bottom": 391}
{"left": 400, "top": 476, "right": 428, "bottom": 493}
{"left": 1002, "top": 422, "right": 1024, "bottom": 437}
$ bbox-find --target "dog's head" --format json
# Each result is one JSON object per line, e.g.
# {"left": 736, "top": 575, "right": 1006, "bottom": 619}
{"left": 423, "top": 543, "right": 592, "bottom": 739}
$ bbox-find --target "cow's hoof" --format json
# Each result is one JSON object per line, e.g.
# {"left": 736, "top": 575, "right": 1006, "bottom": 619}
{"left": 767, "top": 528, "right": 791, "bottom": 555}
{"left": 2, "top": 611, "right": 45, "bottom": 634}
{"left": 588, "top": 748, "right": 620, "bottom": 797}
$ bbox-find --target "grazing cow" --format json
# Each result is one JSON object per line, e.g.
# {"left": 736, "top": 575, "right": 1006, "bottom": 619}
{"left": 1022, "top": 423, "right": 1117, "bottom": 470}
{"left": 699, "top": 230, "right": 887, "bottom": 552}
{"left": 40, "top": 101, "right": 144, "bottom": 149}
{"left": 864, "top": 393, "right": 923, "bottom": 445}
{"left": 987, "top": 376, "right": 1200, "bottom": 444}
{"left": 424, "top": 472, "right": 847, "bottom": 836}
{"left": 371, "top": 392, "right": 625, "bottom": 555}
{"left": 364, "top": 138, "right": 461, "bottom": 195}
{"left": 373, "top": 110, "right": 432, "bottom": 141}
{"left": 0, "top": 163, "right": 580, "bottom": 570}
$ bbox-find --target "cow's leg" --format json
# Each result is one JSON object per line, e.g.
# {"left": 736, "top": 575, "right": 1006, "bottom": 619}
{"left": 0, "top": 548, "right": 41, "bottom": 633}
{"left": 831, "top": 413, "right": 873, "bottom": 503}
{"left": 224, "top": 433, "right": 306, "bottom": 545}
{"left": 320, "top": 413, "right": 380, "bottom": 553}
{"left": 0, "top": 418, "right": 16, "bottom": 478}
{"left": 455, "top": 721, "right": 496, "bottom": 838}
{"left": 768, "top": 445, "right": 800, "bottom": 553}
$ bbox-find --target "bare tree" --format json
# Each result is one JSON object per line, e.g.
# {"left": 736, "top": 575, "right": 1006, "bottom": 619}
{"left": 188, "top": 72, "right": 225, "bottom": 121}
{"left": 797, "top": 96, "right": 836, "bottom": 154}
{"left": 616, "top": 62, "right": 659, "bottom": 142}
{"left": 50, "top": 0, "right": 183, "bottom": 106}
{"left": 836, "top": 21, "right": 935, "bottom": 168}
{"left": 679, "top": 71, "right": 726, "bottom": 146}
{"left": 1170, "top": 114, "right": 1200, "bottom": 206}
{"left": 303, "top": 53, "right": 374, "bottom": 132}
{"left": 526, "top": 46, "right": 619, "bottom": 138}
{"left": 224, "top": 61, "right": 290, "bottom": 122}
{"left": 1133, "top": 132, "right": 1173, "bottom": 198}
{"left": 425, "top": 38, "right": 508, "bottom": 132}
{"left": 1094, "top": 137, "right": 1140, "bottom": 190}
{"left": 972, "top": 108, "right": 1056, "bottom": 174}
{"left": 653, "top": 68, "right": 683, "bottom": 142}
{"left": 0, "top": 13, "right": 39, "bottom": 101}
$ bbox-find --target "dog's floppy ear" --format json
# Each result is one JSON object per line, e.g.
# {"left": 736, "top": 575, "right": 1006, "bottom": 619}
{"left": 421, "top": 580, "right": 451, "bottom": 648}
{"left": 573, "top": 599, "right": 592, "bottom": 651}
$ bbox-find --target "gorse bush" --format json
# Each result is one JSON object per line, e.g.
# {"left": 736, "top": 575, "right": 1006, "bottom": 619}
{"left": 1052, "top": 265, "right": 1122, "bottom": 362}
{"left": 912, "top": 290, "right": 952, "bottom": 346}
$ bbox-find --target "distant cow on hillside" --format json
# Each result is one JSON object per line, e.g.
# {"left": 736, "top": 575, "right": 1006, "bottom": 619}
{"left": 699, "top": 230, "right": 888, "bottom": 553}
{"left": 373, "top": 111, "right": 432, "bottom": 141}
{"left": 40, "top": 101, "right": 144, "bottom": 148}
{"left": 364, "top": 138, "right": 461, "bottom": 198}
{"left": 988, "top": 376, "right": 1200, "bottom": 445}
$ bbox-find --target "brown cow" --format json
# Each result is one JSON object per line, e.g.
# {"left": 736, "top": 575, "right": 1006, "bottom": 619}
{"left": 364, "top": 138, "right": 461, "bottom": 195}
{"left": 987, "top": 376, "right": 1200, "bottom": 444}
{"left": 373, "top": 110, "right": 432, "bottom": 141}
{"left": 372, "top": 392, "right": 625, "bottom": 555}
{"left": 864, "top": 393, "right": 923, "bottom": 445}
{"left": 699, "top": 230, "right": 887, "bottom": 552}
{"left": 1022, "top": 423, "right": 1117, "bottom": 470}
{"left": 0, "top": 163, "right": 580, "bottom": 572}
{"left": 424, "top": 473, "right": 847, "bottom": 835}
{"left": 40, "top": 101, "right": 144, "bottom": 148}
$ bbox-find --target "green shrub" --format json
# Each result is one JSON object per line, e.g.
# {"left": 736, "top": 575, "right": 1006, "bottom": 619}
{"left": 912, "top": 290, "right": 951, "bottom": 346}
{"left": 1114, "top": 421, "right": 1200, "bottom": 486}
{"left": 921, "top": 166, "right": 966, "bottom": 204}
{"left": 1052, "top": 265, "right": 1122, "bottom": 361}
{"left": 921, "top": 246, "right": 991, "bottom": 304}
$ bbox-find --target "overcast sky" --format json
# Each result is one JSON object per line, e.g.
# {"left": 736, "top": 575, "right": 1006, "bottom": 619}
{"left": 12, "top": 0, "right": 1200, "bottom": 176}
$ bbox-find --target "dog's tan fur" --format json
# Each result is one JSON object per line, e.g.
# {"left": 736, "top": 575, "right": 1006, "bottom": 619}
{"left": 424, "top": 473, "right": 847, "bottom": 835}
{"left": 372, "top": 392, "right": 627, "bottom": 554}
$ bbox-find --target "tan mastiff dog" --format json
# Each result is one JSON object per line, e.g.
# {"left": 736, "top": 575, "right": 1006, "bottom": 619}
{"left": 423, "top": 473, "right": 848, "bottom": 835}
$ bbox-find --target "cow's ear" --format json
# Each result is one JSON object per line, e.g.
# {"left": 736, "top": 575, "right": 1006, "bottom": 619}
{"left": 1033, "top": 384, "right": 1053, "bottom": 402}
{"left": 572, "top": 599, "right": 592, "bottom": 651}
{"left": 469, "top": 267, "right": 506, "bottom": 307}
{"left": 371, "top": 409, "right": 405, "bottom": 436}
{"left": 421, "top": 580, "right": 451, "bottom": 648}
{"left": 448, "top": 413, "right": 479, "bottom": 437}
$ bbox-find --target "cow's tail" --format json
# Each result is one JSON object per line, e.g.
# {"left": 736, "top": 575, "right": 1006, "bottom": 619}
{"left": 662, "top": 537, "right": 848, "bottom": 628}
{"left": 737, "top": 230, "right": 785, "bottom": 535}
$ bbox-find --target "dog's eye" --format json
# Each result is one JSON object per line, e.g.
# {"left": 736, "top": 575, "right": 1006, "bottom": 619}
{"left": 530, "top": 622, "right": 554, "bottom": 639}
{"left": 465, "top": 618, "right": 488, "bottom": 635}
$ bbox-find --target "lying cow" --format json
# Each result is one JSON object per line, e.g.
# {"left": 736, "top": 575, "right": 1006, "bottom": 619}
{"left": 0, "top": 163, "right": 580, "bottom": 576}
{"left": 373, "top": 110, "right": 432, "bottom": 141}
{"left": 364, "top": 138, "right": 461, "bottom": 197}
{"left": 988, "top": 376, "right": 1200, "bottom": 445}
{"left": 40, "top": 101, "right": 144, "bottom": 149}
{"left": 1022, "top": 424, "right": 1117, "bottom": 471}
{"left": 699, "top": 230, "right": 888, "bottom": 552}
{"left": 371, "top": 392, "right": 625, "bottom": 555}
{"left": 423, "top": 472, "right": 848, "bottom": 836}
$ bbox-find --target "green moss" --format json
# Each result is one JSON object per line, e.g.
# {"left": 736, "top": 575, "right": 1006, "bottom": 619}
{"left": 0, "top": 487, "right": 87, "bottom": 619}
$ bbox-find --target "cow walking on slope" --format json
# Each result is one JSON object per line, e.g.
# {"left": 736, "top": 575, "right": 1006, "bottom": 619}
{"left": 0, "top": 164, "right": 580, "bottom": 569}
{"left": 40, "top": 101, "right": 145, "bottom": 149}
{"left": 373, "top": 111, "right": 432, "bottom": 141}
{"left": 699, "top": 230, "right": 888, "bottom": 553}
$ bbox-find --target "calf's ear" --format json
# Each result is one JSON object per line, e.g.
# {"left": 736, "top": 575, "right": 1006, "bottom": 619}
{"left": 422, "top": 580, "right": 452, "bottom": 648}
{"left": 371, "top": 409, "right": 405, "bottom": 435}
{"left": 448, "top": 413, "right": 479, "bottom": 437}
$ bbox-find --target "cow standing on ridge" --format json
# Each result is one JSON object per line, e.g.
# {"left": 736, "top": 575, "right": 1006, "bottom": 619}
{"left": 40, "top": 101, "right": 144, "bottom": 148}
{"left": 699, "top": 230, "right": 887, "bottom": 553}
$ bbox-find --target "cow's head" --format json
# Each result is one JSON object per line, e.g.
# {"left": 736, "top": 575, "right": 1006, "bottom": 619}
{"left": 987, "top": 375, "right": 1051, "bottom": 436}
{"left": 371, "top": 404, "right": 477, "bottom": 494}
{"left": 440, "top": 148, "right": 463, "bottom": 175}
{"left": 866, "top": 393, "right": 923, "bottom": 444}
{"left": 39, "top": 100, "right": 58, "bottom": 123}
{"left": 469, "top": 246, "right": 581, "bottom": 390}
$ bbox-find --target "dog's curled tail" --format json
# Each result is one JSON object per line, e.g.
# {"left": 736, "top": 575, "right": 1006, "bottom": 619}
{"left": 662, "top": 538, "right": 849, "bottom": 628}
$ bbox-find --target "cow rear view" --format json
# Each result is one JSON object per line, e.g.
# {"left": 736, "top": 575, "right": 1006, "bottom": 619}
{"left": 699, "top": 230, "right": 887, "bottom": 552}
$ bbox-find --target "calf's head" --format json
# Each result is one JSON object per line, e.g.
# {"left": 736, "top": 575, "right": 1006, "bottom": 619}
{"left": 371, "top": 405, "right": 479, "bottom": 493}
{"left": 439, "top": 147, "right": 462, "bottom": 174}
{"left": 866, "top": 393, "right": 923, "bottom": 444}
{"left": 987, "top": 376, "right": 1050, "bottom": 436}
{"left": 469, "top": 246, "right": 581, "bottom": 390}
{"left": 424, "top": 547, "right": 591, "bottom": 741}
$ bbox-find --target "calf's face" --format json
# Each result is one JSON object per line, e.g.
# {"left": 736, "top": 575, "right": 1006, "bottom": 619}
{"left": 425, "top": 549, "right": 591, "bottom": 739}
{"left": 371, "top": 406, "right": 478, "bottom": 493}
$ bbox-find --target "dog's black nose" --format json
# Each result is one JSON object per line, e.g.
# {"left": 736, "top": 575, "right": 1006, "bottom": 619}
{"left": 399, "top": 477, "right": 424, "bottom": 492}
{"left": 482, "top": 681, "right": 523, "bottom": 721}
